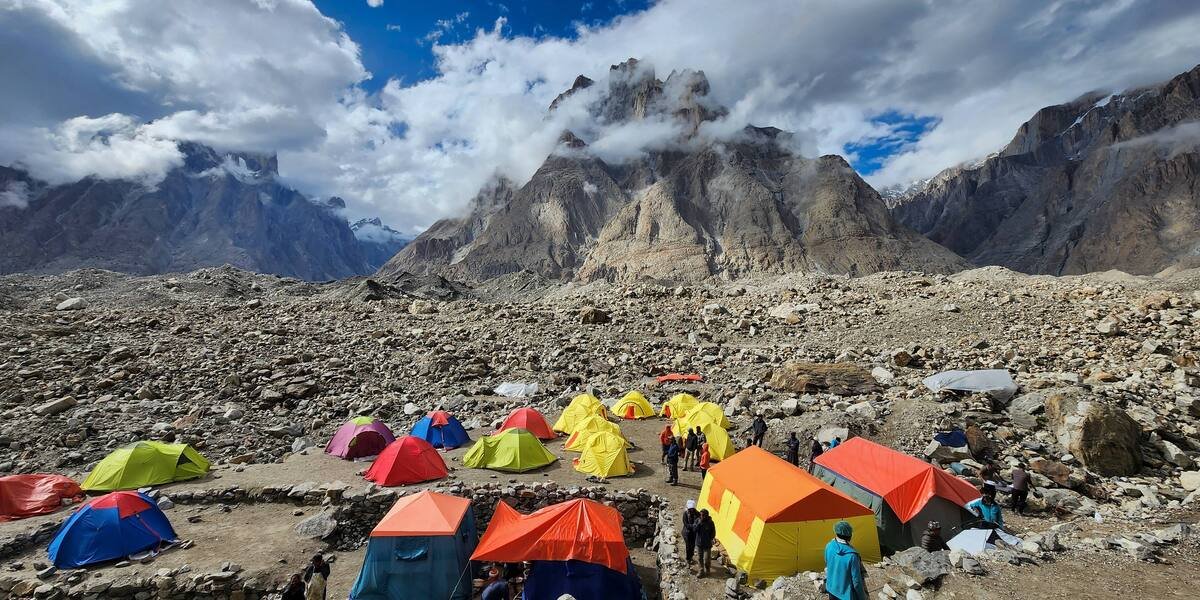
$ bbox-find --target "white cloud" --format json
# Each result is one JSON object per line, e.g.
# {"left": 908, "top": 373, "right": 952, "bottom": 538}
{"left": 367, "top": 0, "right": 383, "bottom": 7}
{"left": 2, "top": 114, "right": 183, "bottom": 186}
{"left": 0, "top": 180, "right": 31, "bottom": 209}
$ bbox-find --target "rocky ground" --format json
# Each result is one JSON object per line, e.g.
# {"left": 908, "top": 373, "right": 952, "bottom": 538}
{"left": 2, "top": 264, "right": 1200, "bottom": 599}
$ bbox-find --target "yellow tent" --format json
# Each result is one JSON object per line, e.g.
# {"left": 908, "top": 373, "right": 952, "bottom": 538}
{"left": 699, "top": 446, "right": 880, "bottom": 580}
{"left": 552, "top": 394, "right": 608, "bottom": 433}
{"left": 573, "top": 431, "right": 634, "bottom": 478}
{"left": 612, "top": 391, "right": 655, "bottom": 419}
{"left": 660, "top": 393, "right": 699, "bottom": 418}
{"left": 564, "top": 415, "right": 623, "bottom": 451}
{"left": 679, "top": 419, "right": 736, "bottom": 461}
{"left": 678, "top": 401, "right": 730, "bottom": 429}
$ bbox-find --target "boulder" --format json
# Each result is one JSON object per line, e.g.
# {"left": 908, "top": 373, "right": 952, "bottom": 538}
{"left": 579, "top": 307, "right": 611, "bottom": 325}
{"left": 1180, "top": 471, "right": 1200, "bottom": 492}
{"left": 33, "top": 396, "right": 77, "bottom": 417}
{"left": 408, "top": 299, "right": 438, "bottom": 315}
{"left": 870, "top": 367, "right": 895, "bottom": 385}
{"left": 1045, "top": 395, "right": 1142, "bottom": 476}
{"left": 295, "top": 510, "right": 338, "bottom": 539}
{"left": 55, "top": 297, "right": 87, "bottom": 311}
{"left": 889, "top": 547, "right": 951, "bottom": 585}
{"left": 769, "top": 362, "right": 879, "bottom": 396}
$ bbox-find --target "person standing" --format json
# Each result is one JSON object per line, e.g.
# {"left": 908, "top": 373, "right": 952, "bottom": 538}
{"left": 1010, "top": 464, "right": 1030, "bottom": 515}
{"left": 750, "top": 414, "right": 767, "bottom": 447}
{"left": 809, "top": 436, "right": 824, "bottom": 473}
{"left": 698, "top": 442, "right": 711, "bottom": 480}
{"left": 696, "top": 509, "right": 717, "bottom": 577}
{"left": 966, "top": 491, "right": 1004, "bottom": 529}
{"left": 828, "top": 436, "right": 841, "bottom": 449}
{"left": 660, "top": 425, "right": 674, "bottom": 465}
{"left": 786, "top": 432, "right": 800, "bottom": 466}
{"left": 281, "top": 574, "right": 305, "bottom": 600}
{"left": 666, "top": 437, "right": 680, "bottom": 485}
{"left": 685, "top": 428, "right": 699, "bottom": 471}
{"left": 682, "top": 500, "right": 700, "bottom": 566}
{"left": 303, "top": 555, "right": 329, "bottom": 600}
{"left": 824, "top": 521, "right": 867, "bottom": 600}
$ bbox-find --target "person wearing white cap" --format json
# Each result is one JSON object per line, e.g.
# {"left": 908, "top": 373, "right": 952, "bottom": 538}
{"left": 682, "top": 499, "right": 701, "bottom": 567}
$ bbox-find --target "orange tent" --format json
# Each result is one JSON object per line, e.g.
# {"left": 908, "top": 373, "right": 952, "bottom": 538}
{"left": 371, "top": 490, "right": 472, "bottom": 537}
{"left": 496, "top": 407, "right": 556, "bottom": 440}
{"left": 656, "top": 373, "right": 703, "bottom": 383}
{"left": 471, "top": 498, "right": 630, "bottom": 573}
{"left": 0, "top": 474, "right": 82, "bottom": 522}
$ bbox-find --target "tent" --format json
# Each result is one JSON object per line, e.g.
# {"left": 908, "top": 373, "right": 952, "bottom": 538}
{"left": 675, "top": 401, "right": 731, "bottom": 430}
{"left": 496, "top": 407, "right": 556, "bottom": 440}
{"left": 698, "top": 446, "right": 880, "bottom": 580}
{"left": 0, "top": 474, "right": 82, "bottom": 522}
{"left": 364, "top": 436, "right": 449, "bottom": 486}
{"left": 349, "top": 491, "right": 477, "bottom": 600}
{"left": 687, "top": 420, "right": 736, "bottom": 461}
{"left": 564, "top": 415, "right": 622, "bottom": 451}
{"left": 813, "top": 437, "right": 980, "bottom": 553}
{"left": 80, "top": 441, "right": 210, "bottom": 491}
{"left": 573, "top": 431, "right": 634, "bottom": 478}
{"left": 612, "top": 391, "right": 655, "bottom": 419}
{"left": 922, "top": 370, "right": 1017, "bottom": 402}
{"left": 462, "top": 429, "right": 558, "bottom": 473}
{"left": 946, "top": 527, "right": 1022, "bottom": 556}
{"left": 552, "top": 394, "right": 608, "bottom": 433}
{"left": 410, "top": 410, "right": 471, "bottom": 449}
{"left": 659, "top": 393, "right": 699, "bottom": 418}
{"left": 326, "top": 416, "right": 397, "bottom": 460}
{"left": 656, "top": 373, "right": 703, "bottom": 383}
{"left": 472, "top": 499, "right": 642, "bottom": 599}
{"left": 48, "top": 491, "right": 177, "bottom": 568}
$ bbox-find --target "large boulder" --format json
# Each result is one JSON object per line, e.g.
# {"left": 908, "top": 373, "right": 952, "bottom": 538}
{"left": 1045, "top": 394, "right": 1142, "bottom": 476}
{"left": 769, "top": 362, "right": 879, "bottom": 396}
{"left": 889, "top": 547, "right": 951, "bottom": 585}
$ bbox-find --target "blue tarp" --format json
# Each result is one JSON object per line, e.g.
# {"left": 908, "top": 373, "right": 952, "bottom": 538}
{"left": 934, "top": 430, "right": 968, "bottom": 448}
{"left": 411, "top": 416, "right": 471, "bottom": 449}
{"left": 47, "top": 492, "right": 176, "bottom": 568}
{"left": 350, "top": 507, "right": 478, "bottom": 600}
{"left": 521, "top": 559, "right": 644, "bottom": 600}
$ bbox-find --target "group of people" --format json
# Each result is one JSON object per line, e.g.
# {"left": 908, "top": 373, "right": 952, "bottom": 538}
{"left": 661, "top": 425, "right": 711, "bottom": 486}
{"left": 680, "top": 500, "right": 719, "bottom": 577}
{"left": 280, "top": 555, "right": 329, "bottom": 600}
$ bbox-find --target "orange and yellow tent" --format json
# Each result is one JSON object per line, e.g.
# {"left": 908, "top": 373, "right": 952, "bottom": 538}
{"left": 471, "top": 498, "right": 630, "bottom": 573}
{"left": 699, "top": 446, "right": 880, "bottom": 580}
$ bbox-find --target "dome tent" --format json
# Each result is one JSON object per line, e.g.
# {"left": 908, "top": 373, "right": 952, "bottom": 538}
{"left": 364, "top": 436, "right": 448, "bottom": 486}
{"left": 573, "top": 431, "right": 634, "bottom": 478}
{"left": 552, "top": 394, "right": 607, "bottom": 433}
{"left": 674, "top": 401, "right": 731, "bottom": 430}
{"left": 326, "top": 416, "right": 396, "bottom": 460}
{"left": 463, "top": 429, "right": 558, "bottom": 473}
{"left": 48, "top": 491, "right": 177, "bottom": 568}
{"left": 496, "top": 407, "right": 556, "bottom": 440}
{"left": 659, "top": 393, "right": 699, "bottom": 418}
{"left": 564, "top": 415, "right": 622, "bottom": 451}
{"left": 612, "top": 391, "right": 655, "bottom": 419}
{"left": 80, "top": 441, "right": 209, "bottom": 492}
{"left": 410, "top": 410, "right": 471, "bottom": 449}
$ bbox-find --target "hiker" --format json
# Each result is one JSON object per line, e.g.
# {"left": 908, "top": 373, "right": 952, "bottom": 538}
{"left": 303, "top": 555, "right": 329, "bottom": 600}
{"left": 481, "top": 566, "right": 511, "bottom": 600}
{"left": 665, "top": 437, "right": 680, "bottom": 485}
{"left": 698, "top": 441, "right": 711, "bottom": 480}
{"left": 967, "top": 491, "right": 1004, "bottom": 529}
{"left": 920, "top": 521, "right": 950, "bottom": 552}
{"left": 660, "top": 425, "right": 674, "bottom": 465}
{"left": 786, "top": 432, "right": 800, "bottom": 466}
{"left": 808, "top": 436, "right": 824, "bottom": 472}
{"left": 685, "top": 427, "right": 699, "bottom": 471}
{"left": 281, "top": 574, "right": 305, "bottom": 600}
{"left": 750, "top": 414, "right": 767, "bottom": 447}
{"left": 824, "top": 520, "right": 867, "bottom": 600}
{"left": 682, "top": 500, "right": 700, "bottom": 565}
{"left": 1010, "top": 464, "right": 1030, "bottom": 514}
{"left": 696, "top": 509, "right": 717, "bottom": 577}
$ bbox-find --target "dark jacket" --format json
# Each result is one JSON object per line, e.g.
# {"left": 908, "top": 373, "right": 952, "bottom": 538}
{"left": 751, "top": 417, "right": 767, "bottom": 436}
{"left": 920, "top": 531, "right": 949, "bottom": 552}
{"left": 682, "top": 508, "right": 700, "bottom": 539}
{"left": 666, "top": 444, "right": 679, "bottom": 464}
{"left": 786, "top": 437, "right": 800, "bottom": 454}
{"left": 281, "top": 582, "right": 305, "bottom": 600}
{"left": 696, "top": 517, "right": 716, "bottom": 548}
{"left": 303, "top": 562, "right": 329, "bottom": 582}
{"left": 685, "top": 432, "right": 699, "bottom": 450}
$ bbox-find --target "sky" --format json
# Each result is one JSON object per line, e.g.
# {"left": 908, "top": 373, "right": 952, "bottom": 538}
{"left": 2, "top": 0, "right": 1200, "bottom": 232}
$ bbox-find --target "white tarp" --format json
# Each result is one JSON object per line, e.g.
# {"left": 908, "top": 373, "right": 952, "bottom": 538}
{"left": 947, "top": 528, "right": 1022, "bottom": 555}
{"left": 922, "top": 369, "right": 1017, "bottom": 402}
{"left": 494, "top": 382, "right": 539, "bottom": 398}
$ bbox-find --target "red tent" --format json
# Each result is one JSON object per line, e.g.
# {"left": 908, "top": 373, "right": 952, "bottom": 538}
{"left": 364, "top": 436, "right": 449, "bottom": 486}
{"left": 656, "top": 373, "right": 703, "bottom": 383}
{"left": 0, "top": 474, "right": 83, "bottom": 522}
{"left": 814, "top": 437, "right": 979, "bottom": 522}
{"left": 427, "top": 410, "right": 452, "bottom": 427}
{"left": 495, "top": 407, "right": 555, "bottom": 440}
{"left": 471, "top": 498, "right": 630, "bottom": 573}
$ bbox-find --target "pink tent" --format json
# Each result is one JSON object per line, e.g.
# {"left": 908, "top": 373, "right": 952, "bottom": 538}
{"left": 325, "top": 416, "right": 396, "bottom": 459}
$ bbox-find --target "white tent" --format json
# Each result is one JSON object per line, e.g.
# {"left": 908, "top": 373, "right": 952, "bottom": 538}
{"left": 947, "top": 528, "right": 1022, "bottom": 555}
{"left": 922, "top": 369, "right": 1017, "bottom": 402}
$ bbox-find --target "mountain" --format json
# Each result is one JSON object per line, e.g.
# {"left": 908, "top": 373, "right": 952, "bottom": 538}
{"left": 382, "top": 58, "right": 966, "bottom": 282}
{"left": 891, "top": 64, "right": 1200, "bottom": 276}
{"left": 350, "top": 217, "right": 411, "bottom": 270}
{"left": 0, "top": 143, "right": 379, "bottom": 281}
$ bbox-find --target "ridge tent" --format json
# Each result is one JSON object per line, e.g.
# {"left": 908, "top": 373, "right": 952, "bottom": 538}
{"left": 364, "top": 436, "right": 449, "bottom": 486}
{"left": 813, "top": 437, "right": 980, "bottom": 553}
{"left": 923, "top": 369, "right": 1018, "bottom": 402}
{"left": 676, "top": 401, "right": 731, "bottom": 430}
{"left": 80, "top": 441, "right": 210, "bottom": 491}
{"left": 410, "top": 410, "right": 471, "bottom": 449}
{"left": 552, "top": 394, "right": 607, "bottom": 433}
{"left": 496, "top": 407, "right": 556, "bottom": 440}
{"left": 48, "top": 491, "right": 177, "bottom": 568}
{"left": 612, "top": 391, "right": 655, "bottom": 419}
{"left": 698, "top": 446, "right": 880, "bottom": 580}
{"left": 659, "top": 393, "right": 699, "bottom": 418}
{"left": 349, "top": 490, "right": 477, "bottom": 600}
{"left": 462, "top": 429, "right": 558, "bottom": 473}
{"left": 573, "top": 431, "right": 634, "bottom": 478}
{"left": 0, "top": 474, "right": 83, "bottom": 522}
{"left": 326, "top": 416, "right": 396, "bottom": 460}
{"left": 564, "top": 415, "right": 622, "bottom": 451}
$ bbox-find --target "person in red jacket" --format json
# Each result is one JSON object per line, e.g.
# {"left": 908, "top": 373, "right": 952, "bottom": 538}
{"left": 660, "top": 425, "right": 674, "bottom": 465}
{"left": 698, "top": 442, "right": 711, "bottom": 480}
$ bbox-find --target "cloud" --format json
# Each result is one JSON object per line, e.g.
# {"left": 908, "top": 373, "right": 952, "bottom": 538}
{"left": 2, "top": 114, "right": 183, "bottom": 186}
{"left": 1109, "top": 120, "right": 1200, "bottom": 159}
{"left": 423, "top": 11, "right": 470, "bottom": 45}
{"left": 0, "top": 180, "right": 31, "bottom": 209}
{"left": 367, "top": 0, "right": 383, "bottom": 7}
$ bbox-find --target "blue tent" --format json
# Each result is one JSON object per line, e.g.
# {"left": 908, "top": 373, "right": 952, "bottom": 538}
{"left": 48, "top": 491, "right": 177, "bottom": 568}
{"left": 410, "top": 411, "right": 471, "bottom": 449}
{"left": 522, "top": 559, "right": 644, "bottom": 600}
{"left": 350, "top": 491, "right": 477, "bottom": 600}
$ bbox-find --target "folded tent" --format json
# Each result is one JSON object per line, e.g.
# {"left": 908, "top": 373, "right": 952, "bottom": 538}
{"left": 812, "top": 437, "right": 980, "bottom": 553}
{"left": 564, "top": 415, "right": 623, "bottom": 451}
{"left": 48, "top": 491, "right": 177, "bottom": 568}
{"left": 410, "top": 410, "right": 471, "bottom": 449}
{"left": 698, "top": 446, "right": 880, "bottom": 580}
{"left": 659, "top": 393, "right": 699, "bottom": 418}
{"left": 552, "top": 394, "right": 608, "bottom": 433}
{"left": 80, "top": 441, "right": 210, "bottom": 491}
{"left": 364, "top": 436, "right": 449, "bottom": 486}
{"left": 496, "top": 407, "right": 556, "bottom": 440}
{"left": 656, "top": 373, "right": 703, "bottom": 383}
{"left": 350, "top": 490, "right": 477, "bottom": 600}
{"left": 922, "top": 369, "right": 1018, "bottom": 402}
{"left": 462, "top": 429, "right": 558, "bottom": 473}
{"left": 326, "top": 416, "right": 397, "bottom": 460}
{"left": 612, "top": 391, "right": 655, "bottom": 419}
{"left": 573, "top": 431, "right": 634, "bottom": 478}
{"left": 0, "top": 474, "right": 83, "bottom": 522}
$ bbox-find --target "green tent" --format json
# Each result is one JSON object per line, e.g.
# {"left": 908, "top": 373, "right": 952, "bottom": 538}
{"left": 462, "top": 429, "right": 557, "bottom": 473}
{"left": 81, "top": 441, "right": 211, "bottom": 491}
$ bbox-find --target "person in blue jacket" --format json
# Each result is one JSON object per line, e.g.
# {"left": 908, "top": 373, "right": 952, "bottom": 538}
{"left": 966, "top": 491, "right": 1005, "bottom": 529}
{"left": 824, "top": 520, "right": 867, "bottom": 600}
